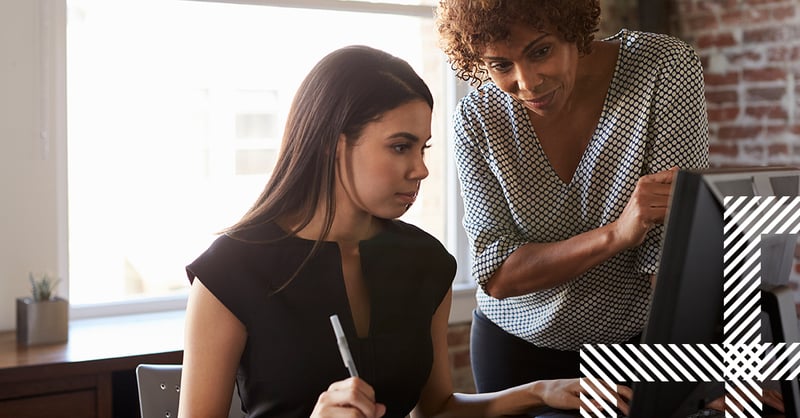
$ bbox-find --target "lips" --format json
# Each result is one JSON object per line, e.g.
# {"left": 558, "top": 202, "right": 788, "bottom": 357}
{"left": 522, "top": 90, "right": 555, "bottom": 110}
{"left": 396, "top": 191, "right": 417, "bottom": 205}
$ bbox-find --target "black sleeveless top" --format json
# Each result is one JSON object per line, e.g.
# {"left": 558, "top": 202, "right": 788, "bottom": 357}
{"left": 186, "top": 219, "right": 456, "bottom": 418}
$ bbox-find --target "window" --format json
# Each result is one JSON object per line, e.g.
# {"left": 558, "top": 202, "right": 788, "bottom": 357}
{"left": 66, "top": 0, "right": 473, "bottom": 317}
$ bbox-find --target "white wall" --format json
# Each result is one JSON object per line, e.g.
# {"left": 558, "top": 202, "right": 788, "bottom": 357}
{"left": 0, "top": 0, "right": 67, "bottom": 331}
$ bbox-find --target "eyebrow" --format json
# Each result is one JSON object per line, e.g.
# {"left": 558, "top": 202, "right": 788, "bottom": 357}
{"left": 481, "top": 33, "right": 550, "bottom": 61}
{"left": 387, "top": 132, "right": 430, "bottom": 142}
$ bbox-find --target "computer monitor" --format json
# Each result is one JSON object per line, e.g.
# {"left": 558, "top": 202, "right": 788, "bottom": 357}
{"left": 628, "top": 166, "right": 800, "bottom": 418}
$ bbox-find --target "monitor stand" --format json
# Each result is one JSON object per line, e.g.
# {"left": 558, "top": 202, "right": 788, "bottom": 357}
{"left": 761, "top": 285, "right": 800, "bottom": 416}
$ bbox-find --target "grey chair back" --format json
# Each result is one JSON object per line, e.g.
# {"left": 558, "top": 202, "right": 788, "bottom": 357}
{"left": 136, "top": 363, "right": 244, "bottom": 418}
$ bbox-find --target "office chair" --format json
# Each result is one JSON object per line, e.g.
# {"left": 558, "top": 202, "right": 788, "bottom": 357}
{"left": 136, "top": 364, "right": 245, "bottom": 418}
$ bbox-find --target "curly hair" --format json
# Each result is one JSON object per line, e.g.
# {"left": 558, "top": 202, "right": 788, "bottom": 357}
{"left": 435, "top": 0, "right": 601, "bottom": 87}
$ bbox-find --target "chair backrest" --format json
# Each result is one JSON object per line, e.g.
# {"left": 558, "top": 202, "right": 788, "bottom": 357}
{"left": 136, "top": 363, "right": 245, "bottom": 418}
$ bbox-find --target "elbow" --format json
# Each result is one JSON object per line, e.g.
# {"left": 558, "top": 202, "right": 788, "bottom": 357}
{"left": 485, "top": 270, "right": 550, "bottom": 299}
{"left": 484, "top": 259, "right": 530, "bottom": 299}
{"left": 484, "top": 277, "right": 515, "bottom": 300}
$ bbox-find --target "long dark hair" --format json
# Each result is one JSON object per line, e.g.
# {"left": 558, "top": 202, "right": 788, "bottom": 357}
{"left": 224, "top": 45, "right": 433, "bottom": 291}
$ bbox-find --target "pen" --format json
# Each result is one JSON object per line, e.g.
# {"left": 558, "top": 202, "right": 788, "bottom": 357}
{"left": 329, "top": 314, "right": 359, "bottom": 377}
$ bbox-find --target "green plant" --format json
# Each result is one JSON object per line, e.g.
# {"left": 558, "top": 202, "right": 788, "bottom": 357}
{"left": 28, "top": 273, "right": 61, "bottom": 302}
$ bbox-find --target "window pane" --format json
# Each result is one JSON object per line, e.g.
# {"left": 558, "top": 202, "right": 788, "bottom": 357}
{"left": 236, "top": 113, "right": 279, "bottom": 139}
{"left": 67, "top": 0, "right": 449, "bottom": 305}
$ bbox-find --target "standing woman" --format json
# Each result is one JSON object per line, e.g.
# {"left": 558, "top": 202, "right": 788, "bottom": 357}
{"left": 435, "top": 0, "right": 709, "bottom": 394}
{"left": 179, "top": 45, "right": 624, "bottom": 418}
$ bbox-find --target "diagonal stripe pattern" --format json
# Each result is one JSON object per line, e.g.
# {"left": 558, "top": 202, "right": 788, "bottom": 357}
{"left": 579, "top": 196, "right": 800, "bottom": 417}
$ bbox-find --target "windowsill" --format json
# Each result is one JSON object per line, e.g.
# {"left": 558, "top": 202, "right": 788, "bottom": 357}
{"left": 0, "top": 310, "right": 185, "bottom": 370}
{"left": 65, "top": 310, "right": 186, "bottom": 362}
{"left": 70, "top": 286, "right": 477, "bottom": 325}
{"left": 449, "top": 284, "right": 476, "bottom": 324}
{"left": 69, "top": 295, "right": 188, "bottom": 320}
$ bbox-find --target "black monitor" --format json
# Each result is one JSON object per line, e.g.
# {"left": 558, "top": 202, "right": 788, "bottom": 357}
{"left": 628, "top": 166, "right": 800, "bottom": 418}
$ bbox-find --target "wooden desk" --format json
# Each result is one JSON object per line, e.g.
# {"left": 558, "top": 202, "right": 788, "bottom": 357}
{"left": 0, "top": 310, "right": 185, "bottom": 418}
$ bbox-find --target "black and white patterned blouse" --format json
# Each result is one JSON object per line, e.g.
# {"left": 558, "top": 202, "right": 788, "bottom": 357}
{"left": 453, "top": 29, "right": 710, "bottom": 351}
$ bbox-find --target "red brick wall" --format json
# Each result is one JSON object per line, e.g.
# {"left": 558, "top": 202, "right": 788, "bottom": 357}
{"left": 671, "top": 0, "right": 800, "bottom": 321}
{"left": 671, "top": 0, "right": 800, "bottom": 167}
{"left": 447, "top": 322, "right": 475, "bottom": 393}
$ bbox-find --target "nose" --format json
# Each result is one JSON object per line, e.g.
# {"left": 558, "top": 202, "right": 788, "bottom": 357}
{"left": 410, "top": 155, "right": 429, "bottom": 181}
{"left": 514, "top": 64, "right": 543, "bottom": 94}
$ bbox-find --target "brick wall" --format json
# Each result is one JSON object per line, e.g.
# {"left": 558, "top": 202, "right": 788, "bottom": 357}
{"left": 671, "top": 0, "right": 800, "bottom": 323}
{"left": 445, "top": 0, "right": 800, "bottom": 394}
{"left": 671, "top": 0, "right": 800, "bottom": 167}
{"left": 599, "top": 0, "right": 639, "bottom": 36}
{"left": 447, "top": 322, "right": 475, "bottom": 393}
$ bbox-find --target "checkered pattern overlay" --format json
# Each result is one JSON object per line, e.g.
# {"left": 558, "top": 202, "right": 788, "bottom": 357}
{"left": 453, "top": 29, "right": 708, "bottom": 350}
{"left": 580, "top": 196, "right": 800, "bottom": 417}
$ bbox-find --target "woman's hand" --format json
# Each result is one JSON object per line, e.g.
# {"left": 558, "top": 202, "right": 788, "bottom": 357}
{"left": 614, "top": 167, "right": 678, "bottom": 248}
{"left": 705, "top": 387, "right": 784, "bottom": 413}
{"left": 310, "top": 377, "right": 387, "bottom": 418}
{"left": 533, "top": 379, "right": 632, "bottom": 415}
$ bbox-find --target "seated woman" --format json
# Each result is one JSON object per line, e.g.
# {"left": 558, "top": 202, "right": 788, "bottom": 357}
{"left": 178, "top": 45, "right": 629, "bottom": 417}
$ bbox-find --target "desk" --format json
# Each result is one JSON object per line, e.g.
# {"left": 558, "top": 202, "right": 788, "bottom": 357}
{"left": 0, "top": 310, "right": 185, "bottom": 418}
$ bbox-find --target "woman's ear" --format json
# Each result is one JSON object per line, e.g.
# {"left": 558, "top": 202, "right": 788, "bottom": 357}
{"left": 335, "top": 133, "right": 347, "bottom": 158}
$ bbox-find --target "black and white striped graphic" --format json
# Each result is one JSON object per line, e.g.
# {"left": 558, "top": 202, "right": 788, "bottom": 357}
{"left": 580, "top": 196, "right": 800, "bottom": 417}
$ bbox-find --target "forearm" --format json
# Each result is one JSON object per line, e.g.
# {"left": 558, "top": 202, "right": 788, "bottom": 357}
{"left": 415, "top": 383, "right": 542, "bottom": 418}
{"left": 485, "top": 222, "right": 631, "bottom": 299}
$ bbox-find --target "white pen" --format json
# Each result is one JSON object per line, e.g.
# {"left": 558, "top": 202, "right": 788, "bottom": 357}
{"left": 329, "top": 314, "right": 359, "bottom": 377}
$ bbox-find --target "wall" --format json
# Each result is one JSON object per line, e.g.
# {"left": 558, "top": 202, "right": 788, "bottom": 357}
{"left": 672, "top": 0, "right": 800, "bottom": 167}
{"left": 671, "top": 0, "right": 800, "bottom": 310}
{"left": 599, "top": 0, "right": 639, "bottom": 36}
{"left": 447, "top": 322, "right": 475, "bottom": 393}
{"left": 0, "top": 0, "right": 65, "bottom": 332}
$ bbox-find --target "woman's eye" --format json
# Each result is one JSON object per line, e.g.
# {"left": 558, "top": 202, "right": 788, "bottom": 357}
{"left": 529, "top": 46, "right": 551, "bottom": 59}
{"left": 489, "top": 62, "right": 512, "bottom": 73}
{"left": 392, "top": 143, "right": 411, "bottom": 153}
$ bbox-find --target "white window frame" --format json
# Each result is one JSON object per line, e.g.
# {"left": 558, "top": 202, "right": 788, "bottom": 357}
{"left": 49, "top": 0, "right": 476, "bottom": 323}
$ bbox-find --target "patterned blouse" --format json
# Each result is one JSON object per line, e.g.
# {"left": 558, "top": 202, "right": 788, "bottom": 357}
{"left": 452, "top": 29, "right": 710, "bottom": 351}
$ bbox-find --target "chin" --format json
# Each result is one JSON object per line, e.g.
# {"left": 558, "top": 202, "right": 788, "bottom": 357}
{"left": 374, "top": 207, "right": 409, "bottom": 220}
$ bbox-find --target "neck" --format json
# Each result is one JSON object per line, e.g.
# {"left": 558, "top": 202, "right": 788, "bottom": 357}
{"left": 327, "top": 209, "right": 380, "bottom": 244}
{"left": 283, "top": 203, "right": 381, "bottom": 244}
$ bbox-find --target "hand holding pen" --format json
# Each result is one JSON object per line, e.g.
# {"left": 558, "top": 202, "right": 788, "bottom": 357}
{"left": 309, "top": 315, "right": 386, "bottom": 418}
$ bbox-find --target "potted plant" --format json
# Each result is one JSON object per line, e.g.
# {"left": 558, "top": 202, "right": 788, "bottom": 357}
{"left": 16, "top": 273, "right": 69, "bottom": 346}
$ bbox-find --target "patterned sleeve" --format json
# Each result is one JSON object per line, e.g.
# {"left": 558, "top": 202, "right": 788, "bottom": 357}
{"left": 637, "top": 35, "right": 710, "bottom": 274}
{"left": 452, "top": 97, "right": 527, "bottom": 291}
